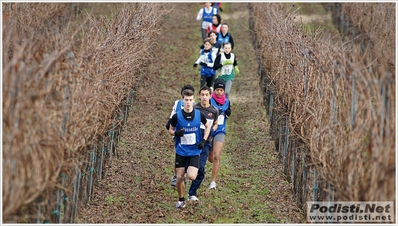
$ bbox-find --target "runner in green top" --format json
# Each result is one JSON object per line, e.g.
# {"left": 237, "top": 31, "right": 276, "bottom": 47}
{"left": 212, "top": 42, "right": 239, "bottom": 99}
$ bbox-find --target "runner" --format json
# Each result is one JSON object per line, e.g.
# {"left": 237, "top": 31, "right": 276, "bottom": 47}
{"left": 187, "top": 86, "right": 219, "bottom": 201}
{"left": 169, "top": 89, "right": 211, "bottom": 209}
{"left": 194, "top": 38, "right": 217, "bottom": 90}
{"left": 199, "top": 30, "right": 222, "bottom": 55}
{"left": 206, "top": 14, "right": 222, "bottom": 36}
{"left": 217, "top": 22, "right": 235, "bottom": 53}
{"left": 165, "top": 84, "right": 195, "bottom": 187}
{"left": 212, "top": 42, "right": 239, "bottom": 99}
{"left": 196, "top": 2, "right": 218, "bottom": 41}
{"left": 208, "top": 78, "right": 231, "bottom": 190}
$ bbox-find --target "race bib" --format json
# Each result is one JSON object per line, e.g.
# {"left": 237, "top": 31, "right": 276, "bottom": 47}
{"left": 181, "top": 133, "right": 196, "bottom": 145}
{"left": 217, "top": 115, "right": 225, "bottom": 125}
{"left": 221, "top": 65, "right": 233, "bottom": 75}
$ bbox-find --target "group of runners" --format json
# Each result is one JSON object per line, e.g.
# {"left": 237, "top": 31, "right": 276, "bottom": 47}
{"left": 165, "top": 2, "right": 240, "bottom": 209}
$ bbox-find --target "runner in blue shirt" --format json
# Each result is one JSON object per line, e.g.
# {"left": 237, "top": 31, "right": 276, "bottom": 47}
{"left": 194, "top": 38, "right": 217, "bottom": 90}
{"left": 196, "top": 2, "right": 218, "bottom": 41}
{"left": 165, "top": 84, "right": 195, "bottom": 187}
{"left": 217, "top": 23, "right": 235, "bottom": 52}
{"left": 208, "top": 78, "right": 231, "bottom": 190}
{"left": 169, "top": 89, "right": 210, "bottom": 209}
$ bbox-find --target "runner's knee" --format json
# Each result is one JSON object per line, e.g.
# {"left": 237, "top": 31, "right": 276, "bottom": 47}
{"left": 186, "top": 171, "right": 197, "bottom": 180}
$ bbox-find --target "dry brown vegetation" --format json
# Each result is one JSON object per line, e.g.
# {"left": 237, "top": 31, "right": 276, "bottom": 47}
{"left": 2, "top": 2, "right": 395, "bottom": 223}
{"left": 3, "top": 2, "right": 305, "bottom": 223}
{"left": 250, "top": 1, "right": 395, "bottom": 210}
{"left": 341, "top": 3, "right": 395, "bottom": 68}
{"left": 3, "top": 2, "right": 170, "bottom": 222}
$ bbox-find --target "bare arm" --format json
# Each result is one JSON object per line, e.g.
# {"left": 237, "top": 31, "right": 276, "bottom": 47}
{"left": 203, "top": 121, "right": 210, "bottom": 141}
{"left": 169, "top": 125, "right": 176, "bottom": 136}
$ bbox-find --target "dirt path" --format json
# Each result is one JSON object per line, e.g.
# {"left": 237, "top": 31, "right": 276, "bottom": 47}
{"left": 76, "top": 3, "right": 305, "bottom": 223}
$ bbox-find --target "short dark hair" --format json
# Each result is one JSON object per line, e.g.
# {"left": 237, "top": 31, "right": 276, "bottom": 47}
{"left": 180, "top": 84, "right": 195, "bottom": 96}
{"left": 199, "top": 85, "right": 212, "bottom": 94}
{"left": 182, "top": 89, "right": 194, "bottom": 97}
{"left": 208, "top": 30, "right": 218, "bottom": 37}
{"left": 223, "top": 42, "right": 231, "bottom": 48}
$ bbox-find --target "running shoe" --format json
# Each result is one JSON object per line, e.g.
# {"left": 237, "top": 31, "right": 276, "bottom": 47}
{"left": 208, "top": 181, "right": 217, "bottom": 189}
{"left": 171, "top": 175, "right": 187, "bottom": 187}
{"left": 188, "top": 195, "right": 199, "bottom": 201}
{"left": 176, "top": 201, "right": 186, "bottom": 209}
{"left": 170, "top": 174, "right": 177, "bottom": 187}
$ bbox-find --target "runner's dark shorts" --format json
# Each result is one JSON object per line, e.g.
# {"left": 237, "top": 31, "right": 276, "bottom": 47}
{"left": 175, "top": 154, "right": 200, "bottom": 169}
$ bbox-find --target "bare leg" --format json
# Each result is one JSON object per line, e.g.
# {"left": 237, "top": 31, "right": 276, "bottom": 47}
{"left": 175, "top": 167, "right": 185, "bottom": 198}
{"left": 186, "top": 166, "right": 199, "bottom": 181}
{"left": 211, "top": 141, "right": 224, "bottom": 182}
{"left": 208, "top": 146, "right": 214, "bottom": 163}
